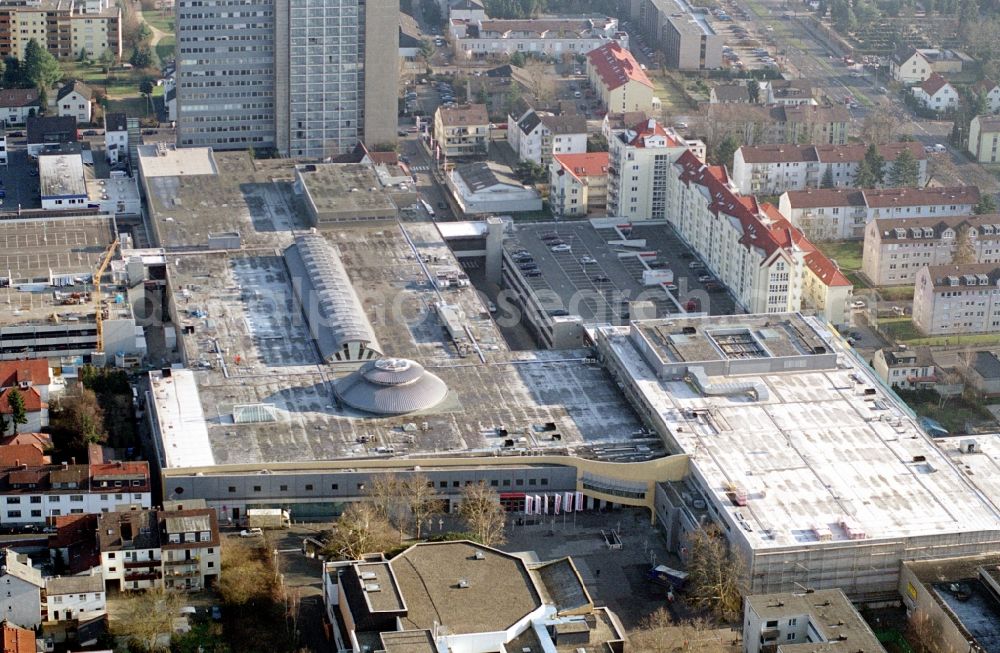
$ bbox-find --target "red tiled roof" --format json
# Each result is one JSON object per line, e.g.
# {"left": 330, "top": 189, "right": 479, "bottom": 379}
{"left": 0, "top": 445, "right": 45, "bottom": 467}
{"left": 553, "top": 152, "right": 609, "bottom": 183}
{"left": 0, "top": 387, "right": 44, "bottom": 414}
{"left": 738, "top": 144, "right": 818, "bottom": 164}
{"left": 862, "top": 185, "right": 979, "bottom": 208}
{"left": 920, "top": 73, "right": 952, "bottom": 96}
{"left": 586, "top": 42, "right": 651, "bottom": 92}
{"left": 782, "top": 188, "right": 867, "bottom": 209}
{"left": 0, "top": 432, "right": 52, "bottom": 453}
{"left": 0, "top": 359, "right": 50, "bottom": 388}
{"left": 368, "top": 151, "right": 399, "bottom": 166}
{"left": 1, "top": 622, "right": 34, "bottom": 653}
{"left": 804, "top": 251, "right": 852, "bottom": 287}
{"left": 624, "top": 119, "right": 683, "bottom": 148}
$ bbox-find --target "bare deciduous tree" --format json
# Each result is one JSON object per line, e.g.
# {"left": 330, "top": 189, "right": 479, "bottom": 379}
{"left": 630, "top": 610, "right": 727, "bottom": 653}
{"left": 368, "top": 473, "right": 443, "bottom": 542}
{"left": 952, "top": 224, "right": 978, "bottom": 265}
{"left": 458, "top": 483, "right": 506, "bottom": 547}
{"left": 523, "top": 59, "right": 557, "bottom": 108}
{"left": 907, "top": 608, "right": 942, "bottom": 653}
{"left": 406, "top": 474, "right": 444, "bottom": 539}
{"left": 110, "top": 587, "right": 182, "bottom": 652}
{"left": 323, "top": 502, "right": 397, "bottom": 560}
{"left": 218, "top": 538, "right": 281, "bottom": 608}
{"left": 861, "top": 104, "right": 901, "bottom": 145}
{"left": 684, "top": 525, "right": 747, "bottom": 621}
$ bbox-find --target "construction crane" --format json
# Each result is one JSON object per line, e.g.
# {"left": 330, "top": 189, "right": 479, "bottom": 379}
{"left": 94, "top": 238, "right": 120, "bottom": 354}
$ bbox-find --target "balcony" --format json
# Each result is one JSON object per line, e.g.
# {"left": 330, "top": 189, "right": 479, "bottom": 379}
{"left": 165, "top": 556, "right": 200, "bottom": 565}
{"left": 124, "top": 559, "right": 159, "bottom": 569}
{"left": 124, "top": 570, "right": 162, "bottom": 582}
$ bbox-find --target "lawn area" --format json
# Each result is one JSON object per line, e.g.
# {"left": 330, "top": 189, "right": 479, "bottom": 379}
{"left": 814, "top": 240, "right": 863, "bottom": 271}
{"left": 877, "top": 316, "right": 1000, "bottom": 346}
{"left": 878, "top": 285, "right": 914, "bottom": 302}
{"left": 143, "top": 8, "right": 175, "bottom": 34}
{"left": 61, "top": 62, "right": 156, "bottom": 99}
{"left": 156, "top": 34, "right": 176, "bottom": 64}
{"left": 896, "top": 388, "right": 996, "bottom": 434}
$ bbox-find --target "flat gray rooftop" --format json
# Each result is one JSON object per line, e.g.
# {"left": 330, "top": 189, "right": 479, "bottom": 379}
{"left": 747, "top": 590, "right": 882, "bottom": 651}
{"left": 166, "top": 223, "right": 659, "bottom": 466}
{"left": 0, "top": 215, "right": 114, "bottom": 283}
{"left": 296, "top": 163, "right": 397, "bottom": 216}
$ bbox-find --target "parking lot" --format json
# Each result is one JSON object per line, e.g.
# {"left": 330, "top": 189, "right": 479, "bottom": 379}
{"left": 1, "top": 146, "right": 42, "bottom": 210}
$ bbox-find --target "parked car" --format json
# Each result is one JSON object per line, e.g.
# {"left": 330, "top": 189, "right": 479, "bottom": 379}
{"left": 851, "top": 300, "right": 866, "bottom": 309}
{"left": 551, "top": 244, "right": 572, "bottom": 252}
{"left": 689, "top": 260, "right": 705, "bottom": 269}
{"left": 592, "top": 275, "right": 610, "bottom": 283}
{"left": 698, "top": 274, "right": 714, "bottom": 283}
{"left": 240, "top": 528, "right": 263, "bottom": 537}
{"left": 524, "top": 270, "right": 542, "bottom": 277}
{"left": 664, "top": 282, "right": 678, "bottom": 291}
{"left": 210, "top": 606, "right": 222, "bottom": 621}
{"left": 579, "top": 255, "right": 596, "bottom": 264}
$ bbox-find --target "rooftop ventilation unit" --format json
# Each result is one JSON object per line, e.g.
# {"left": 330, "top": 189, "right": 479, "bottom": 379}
{"left": 360, "top": 571, "right": 377, "bottom": 580}
{"left": 364, "top": 583, "right": 381, "bottom": 592}
{"left": 457, "top": 578, "right": 469, "bottom": 588}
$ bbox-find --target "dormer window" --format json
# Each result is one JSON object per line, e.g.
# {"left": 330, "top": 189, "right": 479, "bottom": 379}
{"left": 942, "top": 229, "right": 955, "bottom": 239}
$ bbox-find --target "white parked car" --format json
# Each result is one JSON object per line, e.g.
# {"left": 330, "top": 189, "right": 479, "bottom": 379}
{"left": 551, "top": 244, "right": 572, "bottom": 253}
{"left": 240, "top": 528, "right": 264, "bottom": 538}
{"left": 851, "top": 300, "right": 866, "bottom": 309}
{"left": 579, "top": 255, "right": 596, "bottom": 264}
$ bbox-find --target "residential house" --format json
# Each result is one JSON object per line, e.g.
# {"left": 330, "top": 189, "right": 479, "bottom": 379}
{"left": 0, "top": 549, "right": 43, "bottom": 629}
{"left": 764, "top": 79, "right": 815, "bottom": 106}
{"left": 912, "top": 73, "right": 959, "bottom": 113}
{"left": 732, "top": 142, "right": 927, "bottom": 195}
{"left": 450, "top": 16, "right": 626, "bottom": 60}
{"left": 509, "top": 109, "right": 586, "bottom": 165}
{"left": 56, "top": 81, "right": 93, "bottom": 124}
{"left": 974, "top": 78, "right": 1000, "bottom": 114}
{"left": 586, "top": 42, "right": 655, "bottom": 115}
{"left": 913, "top": 263, "right": 1000, "bottom": 335}
{"left": 26, "top": 116, "right": 77, "bottom": 157}
{"left": 323, "top": 540, "right": 626, "bottom": 653}
{"left": 743, "top": 589, "right": 886, "bottom": 653}
{"left": 104, "top": 112, "right": 128, "bottom": 165}
{"left": 0, "top": 622, "right": 35, "bottom": 653}
{"left": 448, "top": 0, "right": 486, "bottom": 22}
{"left": 862, "top": 214, "right": 1000, "bottom": 286}
{"left": 0, "top": 460, "right": 151, "bottom": 527}
{"left": 668, "top": 150, "right": 852, "bottom": 323}
{"left": 779, "top": 185, "right": 979, "bottom": 241}
{"left": 433, "top": 104, "right": 489, "bottom": 158}
{"left": 962, "top": 351, "right": 1000, "bottom": 396}
{"left": 548, "top": 151, "right": 609, "bottom": 216}
{"left": 871, "top": 347, "right": 938, "bottom": 390}
{"left": 0, "top": 432, "right": 52, "bottom": 455}
{"left": 0, "top": 359, "right": 51, "bottom": 402}
{"left": 45, "top": 573, "right": 106, "bottom": 623}
{"left": 96, "top": 507, "right": 220, "bottom": 592}
{"left": 446, "top": 161, "right": 542, "bottom": 214}
{"left": 969, "top": 115, "right": 1000, "bottom": 164}
{"left": 709, "top": 83, "right": 751, "bottom": 104}
{"left": 607, "top": 118, "right": 688, "bottom": 220}
{"left": 0, "top": 89, "right": 41, "bottom": 126}
{"left": 891, "top": 45, "right": 932, "bottom": 84}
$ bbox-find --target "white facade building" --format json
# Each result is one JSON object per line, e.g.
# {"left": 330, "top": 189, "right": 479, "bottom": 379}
{"left": 509, "top": 110, "right": 587, "bottom": 166}
{"left": 45, "top": 573, "right": 106, "bottom": 623}
{"left": 104, "top": 112, "right": 128, "bottom": 165}
{"left": 548, "top": 151, "right": 609, "bottom": 217}
{"left": 743, "top": 590, "right": 885, "bottom": 653}
{"left": 778, "top": 186, "right": 979, "bottom": 241}
{"left": 913, "top": 264, "right": 1000, "bottom": 336}
{"left": 451, "top": 16, "right": 626, "bottom": 59}
{"left": 447, "top": 161, "right": 542, "bottom": 214}
{"left": 55, "top": 81, "right": 93, "bottom": 124}
{"left": 0, "top": 550, "right": 43, "bottom": 629}
{"left": 912, "top": 73, "right": 959, "bottom": 113}
{"left": 607, "top": 118, "right": 687, "bottom": 220}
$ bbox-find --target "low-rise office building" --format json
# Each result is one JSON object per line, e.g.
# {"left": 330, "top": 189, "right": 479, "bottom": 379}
{"left": 969, "top": 114, "right": 1000, "bottom": 164}
{"left": 433, "top": 104, "right": 490, "bottom": 158}
{"left": 913, "top": 263, "right": 1000, "bottom": 336}
{"left": 548, "top": 152, "right": 609, "bottom": 217}
{"left": 450, "top": 15, "right": 626, "bottom": 59}
{"left": 732, "top": 142, "right": 927, "bottom": 195}
{"left": 447, "top": 161, "right": 542, "bottom": 214}
{"left": 586, "top": 42, "right": 655, "bottom": 115}
{"left": 862, "top": 214, "right": 1000, "bottom": 286}
{"left": 323, "top": 540, "right": 625, "bottom": 653}
{"left": 294, "top": 163, "right": 399, "bottom": 227}
{"left": 743, "top": 589, "right": 886, "bottom": 653}
{"left": 779, "top": 186, "right": 979, "bottom": 241}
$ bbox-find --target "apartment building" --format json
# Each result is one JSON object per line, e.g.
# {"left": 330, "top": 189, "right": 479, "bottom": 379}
{"left": 548, "top": 151, "right": 608, "bottom": 216}
{"left": 862, "top": 215, "right": 1000, "bottom": 286}
{"left": 914, "top": 263, "right": 1000, "bottom": 335}
{"left": 779, "top": 186, "right": 979, "bottom": 241}
{"left": 706, "top": 103, "right": 849, "bottom": 147}
{"left": 871, "top": 347, "right": 938, "bottom": 390}
{"left": 0, "top": 0, "right": 122, "bottom": 61}
{"left": 607, "top": 118, "right": 687, "bottom": 220}
{"left": 176, "top": 0, "right": 398, "bottom": 156}
{"left": 732, "top": 142, "right": 927, "bottom": 195}
{"left": 433, "top": 104, "right": 489, "bottom": 158}
{"left": 969, "top": 115, "right": 1000, "bottom": 164}
{"left": 450, "top": 16, "right": 626, "bottom": 59}
{"left": 640, "top": 0, "right": 723, "bottom": 70}
{"left": 586, "top": 42, "right": 655, "bottom": 115}
{"left": 0, "top": 549, "right": 42, "bottom": 629}
{"left": 0, "top": 458, "right": 151, "bottom": 526}
{"left": 509, "top": 109, "right": 587, "bottom": 165}
{"left": 764, "top": 79, "right": 815, "bottom": 106}
{"left": 912, "top": 73, "right": 959, "bottom": 113}
{"left": 668, "top": 150, "right": 852, "bottom": 323}
{"left": 743, "top": 590, "right": 885, "bottom": 653}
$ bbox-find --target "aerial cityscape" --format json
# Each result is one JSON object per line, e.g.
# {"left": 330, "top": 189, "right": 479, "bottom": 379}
{"left": 0, "top": 0, "right": 998, "bottom": 650}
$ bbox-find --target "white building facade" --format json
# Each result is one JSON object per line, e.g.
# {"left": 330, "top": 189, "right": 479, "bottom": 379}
{"left": 607, "top": 118, "right": 687, "bottom": 220}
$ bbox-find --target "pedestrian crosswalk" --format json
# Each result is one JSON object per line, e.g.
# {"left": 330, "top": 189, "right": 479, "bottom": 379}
{"left": 410, "top": 165, "right": 431, "bottom": 172}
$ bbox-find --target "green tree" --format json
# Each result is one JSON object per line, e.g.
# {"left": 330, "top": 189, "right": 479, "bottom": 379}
{"left": 863, "top": 144, "right": 885, "bottom": 186}
{"left": 712, "top": 134, "right": 740, "bottom": 167}
{"left": 98, "top": 48, "right": 115, "bottom": 72}
{"left": 129, "top": 46, "right": 153, "bottom": 69}
{"left": 510, "top": 51, "right": 526, "bottom": 67}
{"left": 137, "top": 22, "right": 154, "bottom": 45}
{"left": 975, "top": 194, "right": 998, "bottom": 214}
{"left": 821, "top": 166, "right": 835, "bottom": 188}
{"left": 887, "top": 147, "right": 920, "bottom": 187}
{"left": 747, "top": 79, "right": 760, "bottom": 103}
{"left": 2, "top": 56, "right": 23, "bottom": 88}
{"left": 22, "top": 39, "right": 61, "bottom": 89}
{"left": 854, "top": 158, "right": 879, "bottom": 188}
{"left": 0, "top": 413, "right": 8, "bottom": 437}
{"left": 49, "top": 387, "right": 107, "bottom": 455}
{"left": 5, "top": 388, "right": 28, "bottom": 435}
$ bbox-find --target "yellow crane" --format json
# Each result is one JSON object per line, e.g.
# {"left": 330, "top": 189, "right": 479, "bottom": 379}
{"left": 94, "top": 238, "right": 120, "bottom": 353}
